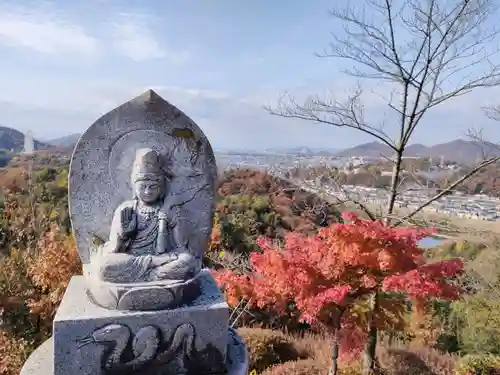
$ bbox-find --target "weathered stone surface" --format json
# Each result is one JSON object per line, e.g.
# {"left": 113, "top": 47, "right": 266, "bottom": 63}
{"left": 85, "top": 266, "right": 203, "bottom": 311}
{"left": 49, "top": 274, "right": 229, "bottom": 375}
{"left": 226, "top": 328, "right": 250, "bottom": 375}
{"left": 20, "top": 329, "right": 249, "bottom": 375}
{"left": 69, "top": 90, "right": 218, "bottom": 310}
{"left": 20, "top": 90, "right": 249, "bottom": 375}
{"left": 69, "top": 90, "right": 217, "bottom": 267}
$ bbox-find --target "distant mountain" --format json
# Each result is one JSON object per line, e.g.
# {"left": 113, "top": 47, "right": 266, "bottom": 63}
{"left": 12, "top": 130, "right": 497, "bottom": 165}
{"left": 0, "top": 126, "right": 50, "bottom": 152}
{"left": 335, "top": 141, "right": 390, "bottom": 158}
{"left": 335, "top": 139, "right": 500, "bottom": 164}
{"left": 405, "top": 143, "right": 428, "bottom": 155}
{"left": 46, "top": 133, "right": 81, "bottom": 148}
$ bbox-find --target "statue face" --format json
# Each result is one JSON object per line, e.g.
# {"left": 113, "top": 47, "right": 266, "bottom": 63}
{"left": 134, "top": 179, "right": 163, "bottom": 204}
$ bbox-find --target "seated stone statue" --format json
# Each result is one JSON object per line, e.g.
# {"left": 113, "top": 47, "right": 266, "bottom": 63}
{"left": 91, "top": 148, "right": 201, "bottom": 284}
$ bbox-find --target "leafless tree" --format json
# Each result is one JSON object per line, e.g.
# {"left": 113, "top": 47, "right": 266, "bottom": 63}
{"left": 266, "top": 0, "right": 500, "bottom": 373}
{"left": 484, "top": 104, "right": 500, "bottom": 122}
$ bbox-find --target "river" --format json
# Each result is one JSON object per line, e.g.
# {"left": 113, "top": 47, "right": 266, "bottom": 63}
{"left": 419, "top": 236, "right": 445, "bottom": 248}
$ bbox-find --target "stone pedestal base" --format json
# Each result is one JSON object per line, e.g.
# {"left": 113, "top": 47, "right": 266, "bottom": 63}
{"left": 83, "top": 264, "right": 203, "bottom": 311}
{"left": 20, "top": 329, "right": 248, "bottom": 375}
{"left": 20, "top": 273, "right": 249, "bottom": 375}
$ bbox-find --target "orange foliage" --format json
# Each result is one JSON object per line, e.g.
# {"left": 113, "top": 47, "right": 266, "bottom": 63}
{"left": 215, "top": 213, "right": 464, "bottom": 360}
{"left": 211, "top": 169, "right": 341, "bottom": 258}
{"left": 447, "top": 162, "right": 500, "bottom": 196}
{"left": 209, "top": 220, "right": 222, "bottom": 253}
{"left": 217, "top": 169, "right": 285, "bottom": 196}
{"left": 0, "top": 167, "right": 29, "bottom": 193}
{"left": 27, "top": 224, "right": 82, "bottom": 327}
{"left": 0, "top": 224, "right": 81, "bottom": 374}
{"left": 0, "top": 331, "right": 32, "bottom": 375}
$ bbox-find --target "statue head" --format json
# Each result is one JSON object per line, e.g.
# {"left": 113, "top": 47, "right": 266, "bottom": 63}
{"left": 131, "top": 148, "right": 171, "bottom": 204}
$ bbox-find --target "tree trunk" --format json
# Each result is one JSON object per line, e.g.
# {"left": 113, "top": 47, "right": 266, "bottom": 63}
{"left": 328, "top": 309, "right": 344, "bottom": 375}
{"left": 386, "top": 150, "right": 403, "bottom": 222}
{"left": 362, "top": 292, "right": 379, "bottom": 375}
{"left": 360, "top": 150, "right": 402, "bottom": 374}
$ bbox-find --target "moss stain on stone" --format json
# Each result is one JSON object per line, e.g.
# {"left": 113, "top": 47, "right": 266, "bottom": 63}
{"left": 172, "top": 128, "right": 194, "bottom": 138}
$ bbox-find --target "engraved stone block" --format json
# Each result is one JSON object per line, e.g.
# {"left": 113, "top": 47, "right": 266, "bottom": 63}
{"left": 53, "top": 273, "right": 229, "bottom": 375}
{"left": 19, "top": 90, "right": 249, "bottom": 374}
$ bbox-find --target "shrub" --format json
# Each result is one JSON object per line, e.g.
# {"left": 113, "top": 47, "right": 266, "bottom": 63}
{"left": 451, "top": 295, "right": 500, "bottom": 355}
{"left": 27, "top": 224, "right": 82, "bottom": 333}
{"left": 260, "top": 359, "right": 325, "bottom": 375}
{"left": 0, "top": 225, "right": 81, "bottom": 374}
{"left": 408, "top": 345, "right": 456, "bottom": 375}
{"left": 454, "top": 354, "right": 500, "bottom": 375}
{"left": 237, "top": 327, "right": 304, "bottom": 373}
{"left": 0, "top": 330, "right": 34, "bottom": 375}
{"left": 377, "top": 346, "right": 455, "bottom": 375}
{"left": 262, "top": 359, "right": 362, "bottom": 375}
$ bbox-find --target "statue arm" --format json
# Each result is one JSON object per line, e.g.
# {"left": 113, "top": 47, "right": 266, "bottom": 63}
{"left": 148, "top": 208, "right": 190, "bottom": 269}
{"left": 94, "top": 202, "right": 154, "bottom": 283}
{"left": 150, "top": 209, "right": 185, "bottom": 265}
{"left": 103, "top": 202, "right": 137, "bottom": 254}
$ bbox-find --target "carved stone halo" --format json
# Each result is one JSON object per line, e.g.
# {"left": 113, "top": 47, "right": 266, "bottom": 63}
{"left": 69, "top": 89, "right": 217, "bottom": 265}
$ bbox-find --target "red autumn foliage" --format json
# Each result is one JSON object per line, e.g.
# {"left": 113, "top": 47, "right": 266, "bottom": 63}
{"left": 214, "top": 212, "right": 464, "bottom": 359}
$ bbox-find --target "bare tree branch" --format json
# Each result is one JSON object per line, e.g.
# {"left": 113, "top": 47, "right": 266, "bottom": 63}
{"left": 266, "top": 0, "right": 500, "bottom": 224}
{"left": 396, "top": 155, "right": 500, "bottom": 225}
{"left": 264, "top": 2, "right": 500, "bottom": 371}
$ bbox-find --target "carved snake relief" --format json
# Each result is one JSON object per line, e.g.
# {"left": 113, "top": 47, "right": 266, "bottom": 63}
{"left": 77, "top": 323, "right": 196, "bottom": 374}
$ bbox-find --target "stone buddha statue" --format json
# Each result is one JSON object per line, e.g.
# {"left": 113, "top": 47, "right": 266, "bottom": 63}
{"left": 69, "top": 90, "right": 217, "bottom": 311}
{"left": 91, "top": 148, "right": 201, "bottom": 285}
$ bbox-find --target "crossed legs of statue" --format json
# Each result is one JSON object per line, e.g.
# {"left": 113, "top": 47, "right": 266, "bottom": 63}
{"left": 147, "top": 252, "right": 200, "bottom": 281}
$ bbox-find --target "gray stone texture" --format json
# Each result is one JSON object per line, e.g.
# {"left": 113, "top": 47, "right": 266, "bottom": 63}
{"left": 20, "top": 330, "right": 249, "bottom": 375}
{"left": 19, "top": 90, "right": 249, "bottom": 374}
{"left": 226, "top": 328, "right": 250, "bottom": 375}
{"left": 51, "top": 273, "right": 228, "bottom": 375}
{"left": 69, "top": 89, "right": 217, "bottom": 267}
{"left": 84, "top": 269, "right": 202, "bottom": 310}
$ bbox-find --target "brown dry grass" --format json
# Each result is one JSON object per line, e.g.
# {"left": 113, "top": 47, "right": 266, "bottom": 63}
{"left": 238, "top": 327, "right": 307, "bottom": 373}
{"left": 27, "top": 224, "right": 82, "bottom": 329}
{"left": 241, "top": 327, "right": 459, "bottom": 375}
{"left": 0, "top": 331, "right": 33, "bottom": 375}
{"left": 0, "top": 224, "right": 82, "bottom": 375}
{"left": 261, "top": 358, "right": 328, "bottom": 375}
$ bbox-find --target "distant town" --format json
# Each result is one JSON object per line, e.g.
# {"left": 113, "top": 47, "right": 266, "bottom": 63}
{"left": 3, "top": 128, "right": 500, "bottom": 222}
{"left": 216, "top": 151, "right": 500, "bottom": 221}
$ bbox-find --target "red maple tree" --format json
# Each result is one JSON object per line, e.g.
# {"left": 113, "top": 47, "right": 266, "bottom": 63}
{"left": 214, "top": 212, "right": 464, "bottom": 374}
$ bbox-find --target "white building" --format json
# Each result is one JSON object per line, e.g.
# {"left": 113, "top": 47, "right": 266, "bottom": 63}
{"left": 23, "top": 130, "right": 34, "bottom": 155}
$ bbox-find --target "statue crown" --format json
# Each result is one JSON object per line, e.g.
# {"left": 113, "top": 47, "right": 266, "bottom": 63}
{"left": 132, "top": 148, "right": 165, "bottom": 181}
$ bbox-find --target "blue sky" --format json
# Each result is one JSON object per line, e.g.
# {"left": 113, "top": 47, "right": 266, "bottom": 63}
{"left": 0, "top": 0, "right": 499, "bottom": 150}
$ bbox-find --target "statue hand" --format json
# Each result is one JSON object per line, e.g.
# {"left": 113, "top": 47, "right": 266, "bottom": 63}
{"left": 120, "top": 207, "right": 137, "bottom": 237}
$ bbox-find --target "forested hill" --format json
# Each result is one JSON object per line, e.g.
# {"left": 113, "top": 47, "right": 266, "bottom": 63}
{"left": 0, "top": 126, "right": 50, "bottom": 152}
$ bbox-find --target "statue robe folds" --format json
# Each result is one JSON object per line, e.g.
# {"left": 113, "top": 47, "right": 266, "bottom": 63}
{"left": 91, "top": 200, "right": 155, "bottom": 283}
{"left": 90, "top": 200, "right": 197, "bottom": 284}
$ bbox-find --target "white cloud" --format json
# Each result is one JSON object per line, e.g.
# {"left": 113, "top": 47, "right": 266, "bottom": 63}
{"left": 111, "top": 14, "right": 189, "bottom": 63}
{"left": 2, "top": 73, "right": 498, "bottom": 149}
{"left": 0, "top": 6, "right": 99, "bottom": 57}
